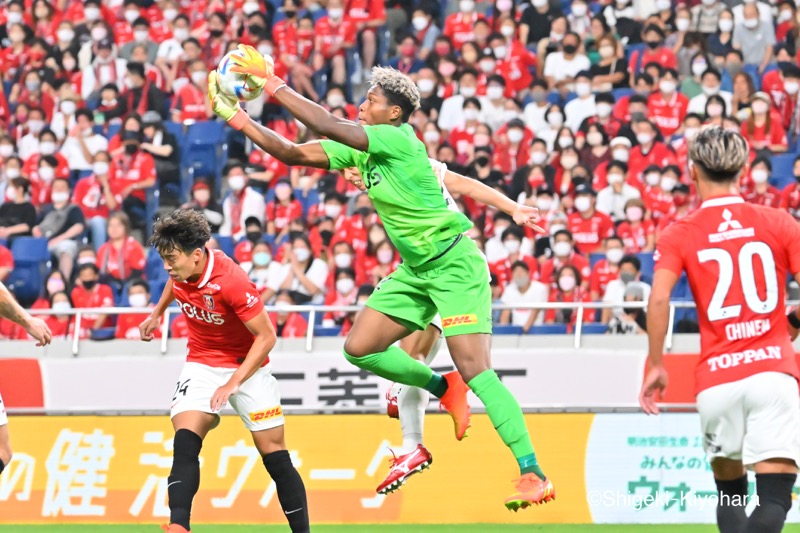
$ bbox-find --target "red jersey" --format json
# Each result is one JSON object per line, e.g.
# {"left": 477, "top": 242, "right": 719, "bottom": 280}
{"left": 740, "top": 116, "right": 788, "bottom": 151}
{"left": 449, "top": 126, "right": 476, "bottom": 159}
{"left": 590, "top": 259, "right": 618, "bottom": 298}
{"left": 45, "top": 316, "right": 74, "bottom": 340}
{"left": 96, "top": 237, "right": 146, "bottom": 280}
{"left": 265, "top": 200, "right": 303, "bottom": 234}
{"left": 629, "top": 47, "right": 677, "bottom": 74}
{"left": 268, "top": 312, "right": 308, "bottom": 338}
{"left": 315, "top": 16, "right": 356, "bottom": 58}
{"left": 642, "top": 185, "right": 675, "bottom": 221}
{"left": 443, "top": 12, "right": 484, "bottom": 49}
{"left": 628, "top": 142, "right": 678, "bottom": 189}
{"left": 655, "top": 196, "right": 800, "bottom": 394}
{"left": 567, "top": 210, "right": 615, "bottom": 254}
{"left": 172, "top": 83, "right": 207, "bottom": 122}
{"left": 272, "top": 20, "right": 299, "bottom": 59}
{"left": 112, "top": 151, "right": 156, "bottom": 202}
{"left": 116, "top": 310, "right": 161, "bottom": 340}
{"left": 73, "top": 175, "right": 113, "bottom": 220}
{"left": 23, "top": 153, "right": 70, "bottom": 182}
{"left": 172, "top": 249, "right": 266, "bottom": 368}
{"left": 544, "top": 287, "right": 592, "bottom": 329}
{"left": 647, "top": 91, "right": 689, "bottom": 137}
{"left": 780, "top": 183, "right": 800, "bottom": 221}
{"left": 0, "top": 244, "right": 13, "bottom": 272}
{"left": 761, "top": 70, "right": 796, "bottom": 130}
{"left": 539, "top": 253, "right": 591, "bottom": 288}
{"left": 744, "top": 186, "right": 782, "bottom": 209}
{"left": 496, "top": 41, "right": 537, "bottom": 96}
{"left": 345, "top": 0, "right": 386, "bottom": 25}
{"left": 249, "top": 149, "right": 289, "bottom": 184}
{"left": 489, "top": 253, "right": 539, "bottom": 288}
{"left": 616, "top": 220, "right": 655, "bottom": 254}
{"left": 71, "top": 283, "right": 115, "bottom": 330}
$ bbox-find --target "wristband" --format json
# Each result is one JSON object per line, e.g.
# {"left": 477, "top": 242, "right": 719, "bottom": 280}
{"left": 265, "top": 76, "right": 287, "bottom": 97}
{"left": 228, "top": 108, "right": 249, "bottom": 131}
{"left": 787, "top": 311, "right": 800, "bottom": 329}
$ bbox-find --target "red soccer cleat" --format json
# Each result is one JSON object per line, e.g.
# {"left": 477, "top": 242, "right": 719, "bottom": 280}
{"left": 161, "top": 524, "right": 190, "bottom": 532}
{"left": 386, "top": 383, "right": 401, "bottom": 419}
{"left": 504, "top": 473, "right": 556, "bottom": 511}
{"left": 438, "top": 371, "right": 471, "bottom": 440}
{"left": 376, "top": 444, "right": 433, "bottom": 494}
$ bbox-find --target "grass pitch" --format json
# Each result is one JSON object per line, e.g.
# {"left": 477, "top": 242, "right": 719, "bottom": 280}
{"left": 7, "top": 525, "right": 800, "bottom": 532}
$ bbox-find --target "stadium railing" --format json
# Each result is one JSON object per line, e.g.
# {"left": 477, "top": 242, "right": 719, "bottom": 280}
{"left": 22, "top": 300, "right": 706, "bottom": 356}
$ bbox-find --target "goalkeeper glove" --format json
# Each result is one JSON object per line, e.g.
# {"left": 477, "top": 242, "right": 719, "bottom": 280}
{"left": 208, "top": 71, "right": 249, "bottom": 131}
{"left": 228, "top": 43, "right": 287, "bottom": 97}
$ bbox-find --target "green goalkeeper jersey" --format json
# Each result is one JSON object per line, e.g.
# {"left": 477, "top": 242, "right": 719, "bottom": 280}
{"left": 320, "top": 123, "right": 472, "bottom": 267}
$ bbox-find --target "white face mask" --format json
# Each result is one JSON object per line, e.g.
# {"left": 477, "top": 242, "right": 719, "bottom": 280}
{"left": 596, "top": 103, "right": 612, "bottom": 118}
{"left": 39, "top": 141, "right": 56, "bottom": 156}
{"left": 328, "top": 8, "right": 344, "bottom": 19}
{"left": 660, "top": 176, "right": 677, "bottom": 191}
{"left": 599, "top": 46, "right": 615, "bottom": 59}
{"left": 547, "top": 113, "right": 564, "bottom": 127}
{"left": 134, "top": 29, "right": 149, "bottom": 42}
{"left": 636, "top": 133, "right": 653, "bottom": 146}
{"left": 93, "top": 161, "right": 109, "bottom": 175}
{"left": 163, "top": 8, "right": 179, "bottom": 21}
{"left": 752, "top": 101, "right": 769, "bottom": 114}
{"left": 702, "top": 85, "right": 720, "bottom": 96}
{"left": 173, "top": 27, "right": 189, "bottom": 41}
{"left": 417, "top": 79, "right": 435, "bottom": 93}
{"left": 334, "top": 253, "right": 352, "bottom": 269}
{"left": 28, "top": 120, "right": 44, "bottom": 134}
{"left": 493, "top": 46, "right": 507, "bottom": 60}
{"left": 676, "top": 18, "right": 690, "bottom": 32}
{"left": 39, "top": 166, "right": 55, "bottom": 181}
{"left": 574, "top": 196, "right": 592, "bottom": 212}
{"left": 242, "top": 2, "right": 260, "bottom": 15}
{"left": 377, "top": 249, "right": 394, "bottom": 264}
{"left": 191, "top": 71, "right": 207, "bottom": 85}
{"left": 327, "top": 93, "right": 344, "bottom": 108}
{"left": 504, "top": 239, "right": 521, "bottom": 254}
{"left": 294, "top": 248, "right": 311, "bottom": 262}
{"left": 607, "top": 172, "right": 623, "bottom": 185}
{"left": 558, "top": 136, "right": 573, "bottom": 149}
{"left": 460, "top": 0, "right": 475, "bottom": 12}
{"left": 606, "top": 247, "right": 624, "bottom": 264}
{"left": 463, "top": 108, "right": 480, "bottom": 121}
{"left": 479, "top": 60, "right": 496, "bottom": 73}
{"left": 751, "top": 168, "right": 769, "bottom": 184}
{"left": 645, "top": 172, "right": 661, "bottom": 186}
{"left": 785, "top": 81, "right": 800, "bottom": 95}
{"left": 718, "top": 18, "right": 733, "bottom": 32}
{"left": 508, "top": 129, "right": 524, "bottom": 144}
{"left": 51, "top": 191, "right": 69, "bottom": 204}
{"left": 487, "top": 86, "right": 504, "bottom": 100}
{"left": 743, "top": 18, "right": 758, "bottom": 29}
{"left": 61, "top": 100, "right": 77, "bottom": 115}
{"left": 626, "top": 206, "right": 644, "bottom": 222}
{"left": 52, "top": 301, "right": 72, "bottom": 313}
{"left": 530, "top": 152, "right": 547, "bottom": 165}
{"left": 228, "top": 175, "right": 246, "bottom": 191}
{"left": 572, "top": 3, "right": 587, "bottom": 16}
{"left": 460, "top": 86, "right": 476, "bottom": 98}
{"left": 587, "top": 132, "right": 603, "bottom": 146}
{"left": 85, "top": 7, "right": 101, "bottom": 21}
{"left": 0, "top": 145, "right": 14, "bottom": 158}
{"left": 423, "top": 130, "right": 441, "bottom": 144}
{"left": 91, "top": 24, "right": 108, "bottom": 41}
{"left": 533, "top": 0, "right": 548, "bottom": 7}
{"left": 6, "top": 11, "right": 22, "bottom": 24}
{"left": 553, "top": 241, "right": 572, "bottom": 257}
{"left": 692, "top": 62, "right": 707, "bottom": 77}
{"left": 324, "top": 204, "right": 342, "bottom": 218}
{"left": 561, "top": 156, "right": 577, "bottom": 169}
{"left": 336, "top": 278, "right": 355, "bottom": 295}
{"left": 575, "top": 82, "right": 592, "bottom": 98}
{"left": 779, "top": 9, "right": 793, "bottom": 23}
{"left": 684, "top": 127, "right": 698, "bottom": 140}
{"left": 501, "top": 25, "right": 515, "bottom": 37}
{"left": 124, "top": 10, "right": 140, "bottom": 23}
{"left": 129, "top": 293, "right": 148, "bottom": 308}
{"left": 58, "top": 28, "right": 75, "bottom": 43}
{"left": 613, "top": 148, "right": 629, "bottom": 162}
{"left": 659, "top": 80, "right": 676, "bottom": 94}
{"left": 6, "top": 168, "right": 20, "bottom": 180}
{"left": 537, "top": 198, "right": 553, "bottom": 211}
{"left": 558, "top": 275, "right": 576, "bottom": 291}
{"left": 412, "top": 16, "right": 428, "bottom": 31}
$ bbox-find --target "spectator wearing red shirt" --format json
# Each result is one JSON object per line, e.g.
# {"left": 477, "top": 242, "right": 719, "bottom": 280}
{"left": 493, "top": 21, "right": 537, "bottom": 96}
{"left": 539, "top": 229, "right": 591, "bottom": 290}
{"left": 744, "top": 156, "right": 781, "bottom": 208}
{"left": 45, "top": 291, "right": 76, "bottom": 340}
{"left": 761, "top": 63, "right": 800, "bottom": 131}
{"left": 234, "top": 217, "right": 266, "bottom": 266}
{"left": 647, "top": 68, "right": 689, "bottom": 140}
{"left": 322, "top": 267, "right": 358, "bottom": 329}
{"left": 71, "top": 263, "right": 114, "bottom": 337}
{"left": 567, "top": 184, "right": 615, "bottom": 255}
{"left": 314, "top": 0, "right": 356, "bottom": 87}
{"left": 0, "top": 23, "right": 28, "bottom": 84}
{"left": 656, "top": 183, "right": 696, "bottom": 237}
{"left": 266, "top": 179, "right": 303, "bottom": 242}
{"left": 114, "top": 1, "right": 142, "bottom": 46}
{"left": 779, "top": 155, "right": 800, "bottom": 221}
{"left": 96, "top": 212, "right": 146, "bottom": 284}
{"left": 579, "top": 93, "right": 623, "bottom": 142}
{"left": 629, "top": 25, "right": 677, "bottom": 76}
{"left": 269, "top": 289, "right": 308, "bottom": 338}
{"left": 590, "top": 236, "right": 624, "bottom": 301}
{"left": 445, "top": 1, "right": 485, "bottom": 50}
{"left": 343, "top": 0, "right": 385, "bottom": 73}
{"left": 171, "top": 59, "right": 212, "bottom": 122}
{"left": 741, "top": 91, "right": 789, "bottom": 154}
{"left": 488, "top": 226, "right": 540, "bottom": 288}
{"left": 74, "top": 152, "right": 118, "bottom": 249}
{"left": 388, "top": 34, "right": 426, "bottom": 76}
{"left": 628, "top": 120, "right": 678, "bottom": 189}
{"left": 616, "top": 198, "right": 655, "bottom": 254}
{"left": 494, "top": 119, "right": 532, "bottom": 176}
{"left": 115, "top": 279, "right": 162, "bottom": 340}
{"left": 544, "top": 264, "right": 592, "bottom": 331}
{"left": 449, "top": 97, "right": 482, "bottom": 161}
{"left": 24, "top": 130, "right": 70, "bottom": 186}
{"left": 112, "top": 130, "right": 157, "bottom": 231}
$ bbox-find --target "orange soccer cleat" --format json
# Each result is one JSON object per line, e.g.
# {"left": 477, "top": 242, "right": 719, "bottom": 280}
{"left": 504, "top": 473, "right": 556, "bottom": 511}
{"left": 438, "top": 371, "right": 471, "bottom": 440}
{"left": 376, "top": 445, "right": 433, "bottom": 494}
{"left": 161, "top": 524, "right": 190, "bottom": 532}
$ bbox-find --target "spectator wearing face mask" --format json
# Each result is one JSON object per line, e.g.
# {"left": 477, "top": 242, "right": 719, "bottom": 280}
{"left": 96, "top": 211, "right": 146, "bottom": 286}
{"left": 116, "top": 278, "right": 162, "bottom": 340}
{"left": 438, "top": 68, "right": 480, "bottom": 133}
{"left": 0, "top": 178, "right": 36, "bottom": 241}
{"left": 544, "top": 32, "right": 590, "bottom": 93}
{"left": 33, "top": 178, "right": 85, "bottom": 281}
{"left": 33, "top": 271, "right": 69, "bottom": 310}
{"left": 220, "top": 163, "right": 265, "bottom": 240}
{"left": 544, "top": 264, "right": 591, "bottom": 329}
{"left": 180, "top": 179, "right": 223, "bottom": 233}
{"left": 313, "top": 1, "right": 357, "bottom": 87}
{"left": 523, "top": 80, "right": 551, "bottom": 133}
{"left": 688, "top": 69, "right": 733, "bottom": 116}
{"left": 741, "top": 91, "right": 788, "bottom": 154}
{"left": 323, "top": 267, "right": 359, "bottom": 328}
{"left": 29, "top": 155, "right": 68, "bottom": 209}
{"left": 499, "top": 260, "right": 549, "bottom": 332}
{"left": 247, "top": 241, "right": 274, "bottom": 295}
{"left": 539, "top": 228, "right": 591, "bottom": 289}
{"left": 82, "top": 38, "right": 128, "bottom": 102}
{"left": 628, "top": 120, "right": 678, "bottom": 189}
{"left": 607, "top": 283, "right": 647, "bottom": 334}
{"left": 601, "top": 254, "right": 650, "bottom": 324}
{"left": 45, "top": 291, "right": 76, "bottom": 340}
{"left": 733, "top": 2, "right": 775, "bottom": 75}
{"left": 648, "top": 68, "right": 689, "bottom": 140}
{"left": 1, "top": 21, "right": 28, "bottom": 84}
{"left": 656, "top": 183, "right": 696, "bottom": 236}
{"left": 72, "top": 152, "right": 117, "bottom": 249}
{"left": 762, "top": 63, "right": 800, "bottom": 131}
{"left": 171, "top": 59, "right": 213, "bottom": 122}
{"left": 111, "top": 129, "right": 157, "bottom": 232}
{"left": 743, "top": 156, "right": 781, "bottom": 208}
{"left": 269, "top": 290, "right": 308, "bottom": 338}
{"left": 470, "top": 145, "right": 506, "bottom": 186}
{"left": 17, "top": 108, "right": 48, "bottom": 161}
{"left": 266, "top": 178, "right": 303, "bottom": 242}
{"left": 444, "top": 0, "right": 485, "bottom": 49}
{"left": 596, "top": 160, "right": 642, "bottom": 222}
{"left": 779, "top": 155, "right": 800, "bottom": 221}
{"left": 564, "top": 70, "right": 597, "bottom": 131}
{"left": 264, "top": 235, "right": 329, "bottom": 305}
{"left": 616, "top": 198, "right": 655, "bottom": 254}
{"left": 60, "top": 109, "right": 109, "bottom": 175}
{"left": 71, "top": 263, "right": 114, "bottom": 338}
{"left": 567, "top": 184, "right": 615, "bottom": 254}
{"left": 489, "top": 225, "right": 540, "bottom": 288}
{"left": 235, "top": 217, "right": 266, "bottom": 267}
{"left": 590, "top": 235, "right": 625, "bottom": 301}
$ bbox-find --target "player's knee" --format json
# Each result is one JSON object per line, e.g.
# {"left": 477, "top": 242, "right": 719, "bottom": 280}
{"left": 0, "top": 446, "right": 12, "bottom": 468}
{"left": 343, "top": 337, "right": 368, "bottom": 359}
{"left": 173, "top": 428, "right": 203, "bottom": 460}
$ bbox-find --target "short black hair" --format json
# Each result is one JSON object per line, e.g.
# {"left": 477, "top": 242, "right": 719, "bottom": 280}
{"left": 620, "top": 254, "right": 641, "bottom": 272}
{"left": 129, "top": 277, "right": 151, "bottom": 293}
{"left": 554, "top": 229, "right": 573, "bottom": 241}
{"left": 150, "top": 209, "right": 211, "bottom": 256}
{"left": 75, "top": 108, "right": 94, "bottom": 122}
{"left": 511, "top": 260, "right": 530, "bottom": 273}
{"left": 335, "top": 267, "right": 356, "bottom": 279}
{"left": 127, "top": 61, "right": 145, "bottom": 79}
{"left": 607, "top": 160, "right": 628, "bottom": 173}
{"left": 501, "top": 225, "right": 525, "bottom": 241}
{"left": 356, "top": 284, "right": 375, "bottom": 298}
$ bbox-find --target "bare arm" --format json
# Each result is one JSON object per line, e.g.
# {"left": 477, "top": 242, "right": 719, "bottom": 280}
{"left": 0, "top": 281, "right": 51, "bottom": 345}
{"left": 211, "top": 309, "right": 276, "bottom": 411}
{"left": 645, "top": 269, "right": 679, "bottom": 367}
{"left": 240, "top": 120, "right": 332, "bottom": 168}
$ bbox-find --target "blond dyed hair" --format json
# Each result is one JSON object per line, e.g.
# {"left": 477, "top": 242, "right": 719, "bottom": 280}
{"left": 688, "top": 126, "right": 748, "bottom": 183}
{"left": 369, "top": 66, "right": 420, "bottom": 121}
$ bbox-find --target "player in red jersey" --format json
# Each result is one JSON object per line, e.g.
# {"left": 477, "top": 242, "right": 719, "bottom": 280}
{"left": 0, "top": 282, "right": 51, "bottom": 481}
{"left": 640, "top": 127, "right": 800, "bottom": 533}
{"left": 139, "top": 210, "right": 308, "bottom": 533}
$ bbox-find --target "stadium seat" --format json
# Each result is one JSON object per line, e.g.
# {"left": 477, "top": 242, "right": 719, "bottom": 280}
{"left": 165, "top": 121, "right": 185, "bottom": 143}
{"left": 589, "top": 253, "right": 604, "bottom": 270}
{"left": 90, "top": 327, "right": 117, "bottom": 341}
{"left": 150, "top": 279, "right": 168, "bottom": 304}
{"left": 214, "top": 234, "right": 235, "bottom": 257}
{"left": 612, "top": 88, "right": 634, "bottom": 100}
{"left": 314, "top": 326, "right": 341, "bottom": 337}
{"left": 529, "top": 324, "right": 569, "bottom": 334}
{"left": 11, "top": 237, "right": 49, "bottom": 262}
{"left": 493, "top": 325, "right": 523, "bottom": 335}
{"left": 106, "top": 122, "right": 121, "bottom": 140}
{"left": 771, "top": 153, "right": 796, "bottom": 189}
{"left": 8, "top": 237, "right": 50, "bottom": 304}
{"left": 186, "top": 121, "right": 225, "bottom": 146}
{"left": 146, "top": 251, "right": 168, "bottom": 282}
{"left": 582, "top": 323, "right": 609, "bottom": 334}
{"left": 6, "top": 266, "right": 42, "bottom": 304}
{"left": 637, "top": 252, "right": 655, "bottom": 282}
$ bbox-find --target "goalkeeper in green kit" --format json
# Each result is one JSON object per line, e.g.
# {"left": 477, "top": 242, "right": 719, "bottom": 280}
{"left": 208, "top": 45, "right": 554, "bottom": 510}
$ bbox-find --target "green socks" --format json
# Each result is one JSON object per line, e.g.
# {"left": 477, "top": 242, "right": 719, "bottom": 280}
{"left": 468, "top": 369, "right": 546, "bottom": 480}
{"left": 344, "top": 345, "right": 443, "bottom": 391}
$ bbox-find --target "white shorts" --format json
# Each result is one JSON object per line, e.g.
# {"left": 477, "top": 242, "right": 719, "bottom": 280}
{"left": 697, "top": 371, "right": 800, "bottom": 467}
{"left": 171, "top": 362, "right": 285, "bottom": 432}
{"left": 0, "top": 392, "right": 6, "bottom": 426}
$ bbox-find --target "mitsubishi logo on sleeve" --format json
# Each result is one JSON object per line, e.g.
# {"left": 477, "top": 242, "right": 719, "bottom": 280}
{"left": 717, "top": 209, "right": 742, "bottom": 233}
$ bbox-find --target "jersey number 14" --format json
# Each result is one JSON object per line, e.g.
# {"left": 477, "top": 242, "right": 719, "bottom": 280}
{"left": 698, "top": 242, "right": 778, "bottom": 322}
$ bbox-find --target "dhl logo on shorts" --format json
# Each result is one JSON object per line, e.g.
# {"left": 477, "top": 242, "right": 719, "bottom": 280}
{"left": 442, "top": 314, "right": 478, "bottom": 328}
{"left": 249, "top": 406, "right": 283, "bottom": 422}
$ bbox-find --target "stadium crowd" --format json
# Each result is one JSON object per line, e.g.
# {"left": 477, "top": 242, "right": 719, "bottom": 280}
{"left": 0, "top": 0, "right": 799, "bottom": 340}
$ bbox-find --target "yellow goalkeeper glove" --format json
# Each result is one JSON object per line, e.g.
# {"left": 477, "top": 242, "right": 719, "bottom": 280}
{"left": 208, "top": 71, "right": 249, "bottom": 130}
{"left": 228, "top": 43, "right": 286, "bottom": 97}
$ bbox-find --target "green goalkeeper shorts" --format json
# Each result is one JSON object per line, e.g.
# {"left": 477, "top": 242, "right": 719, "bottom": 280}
{"left": 365, "top": 235, "right": 493, "bottom": 336}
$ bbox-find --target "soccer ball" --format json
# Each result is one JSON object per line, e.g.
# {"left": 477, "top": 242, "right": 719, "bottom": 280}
{"left": 216, "top": 49, "right": 264, "bottom": 102}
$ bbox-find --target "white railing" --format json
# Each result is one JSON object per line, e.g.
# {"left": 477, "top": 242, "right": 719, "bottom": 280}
{"left": 21, "top": 300, "right": 708, "bottom": 356}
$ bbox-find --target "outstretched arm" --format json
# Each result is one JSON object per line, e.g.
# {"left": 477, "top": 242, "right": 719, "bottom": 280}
{"left": 0, "top": 282, "right": 51, "bottom": 346}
